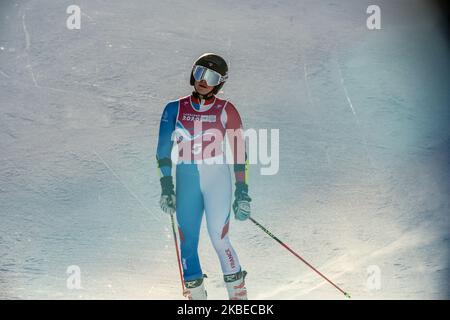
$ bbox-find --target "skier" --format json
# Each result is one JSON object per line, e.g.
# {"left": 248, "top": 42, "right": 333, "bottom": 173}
{"left": 156, "top": 53, "right": 252, "bottom": 300}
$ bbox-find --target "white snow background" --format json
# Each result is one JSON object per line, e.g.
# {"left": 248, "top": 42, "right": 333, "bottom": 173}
{"left": 0, "top": 0, "right": 448, "bottom": 299}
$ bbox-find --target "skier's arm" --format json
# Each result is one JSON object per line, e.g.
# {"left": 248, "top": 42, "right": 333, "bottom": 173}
{"left": 156, "top": 101, "right": 177, "bottom": 178}
{"left": 224, "top": 102, "right": 248, "bottom": 184}
{"left": 225, "top": 102, "right": 251, "bottom": 221}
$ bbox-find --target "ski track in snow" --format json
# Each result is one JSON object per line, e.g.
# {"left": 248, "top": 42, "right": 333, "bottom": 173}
{"left": 336, "top": 61, "right": 374, "bottom": 168}
{"left": 21, "top": 13, "right": 38, "bottom": 87}
{"left": 0, "top": 68, "right": 10, "bottom": 78}
{"left": 93, "top": 150, "right": 161, "bottom": 222}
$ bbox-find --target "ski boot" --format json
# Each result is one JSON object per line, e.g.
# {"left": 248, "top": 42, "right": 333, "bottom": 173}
{"left": 184, "top": 276, "right": 207, "bottom": 300}
{"left": 224, "top": 270, "right": 248, "bottom": 300}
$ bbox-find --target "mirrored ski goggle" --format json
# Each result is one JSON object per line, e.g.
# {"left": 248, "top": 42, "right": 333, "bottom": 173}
{"left": 192, "top": 65, "right": 227, "bottom": 86}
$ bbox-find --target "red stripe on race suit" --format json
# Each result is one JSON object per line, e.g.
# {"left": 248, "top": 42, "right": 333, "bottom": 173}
{"left": 221, "top": 221, "right": 230, "bottom": 239}
{"left": 178, "top": 227, "right": 185, "bottom": 242}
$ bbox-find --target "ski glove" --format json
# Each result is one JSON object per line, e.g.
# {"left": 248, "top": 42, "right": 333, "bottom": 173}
{"left": 160, "top": 176, "right": 176, "bottom": 215}
{"left": 233, "top": 182, "right": 251, "bottom": 221}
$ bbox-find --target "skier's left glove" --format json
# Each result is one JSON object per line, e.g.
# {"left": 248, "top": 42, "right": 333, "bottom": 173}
{"left": 159, "top": 176, "right": 176, "bottom": 215}
{"left": 233, "top": 182, "right": 251, "bottom": 221}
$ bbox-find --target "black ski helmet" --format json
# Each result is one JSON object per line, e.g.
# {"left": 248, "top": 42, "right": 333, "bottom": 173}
{"left": 190, "top": 53, "right": 228, "bottom": 95}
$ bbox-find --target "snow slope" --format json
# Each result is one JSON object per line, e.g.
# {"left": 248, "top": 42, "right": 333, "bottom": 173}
{"left": 0, "top": 0, "right": 448, "bottom": 299}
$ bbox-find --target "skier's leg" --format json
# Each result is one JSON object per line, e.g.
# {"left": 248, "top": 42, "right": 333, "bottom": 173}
{"left": 199, "top": 163, "right": 241, "bottom": 274}
{"left": 176, "top": 164, "right": 208, "bottom": 299}
{"left": 176, "top": 164, "right": 204, "bottom": 282}
{"left": 199, "top": 163, "right": 248, "bottom": 299}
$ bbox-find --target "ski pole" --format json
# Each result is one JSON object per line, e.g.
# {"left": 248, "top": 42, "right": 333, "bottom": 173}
{"left": 170, "top": 213, "right": 188, "bottom": 297}
{"left": 248, "top": 216, "right": 351, "bottom": 299}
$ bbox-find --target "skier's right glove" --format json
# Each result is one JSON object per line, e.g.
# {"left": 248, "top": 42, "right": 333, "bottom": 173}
{"left": 233, "top": 182, "right": 251, "bottom": 221}
{"left": 159, "top": 176, "right": 176, "bottom": 215}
